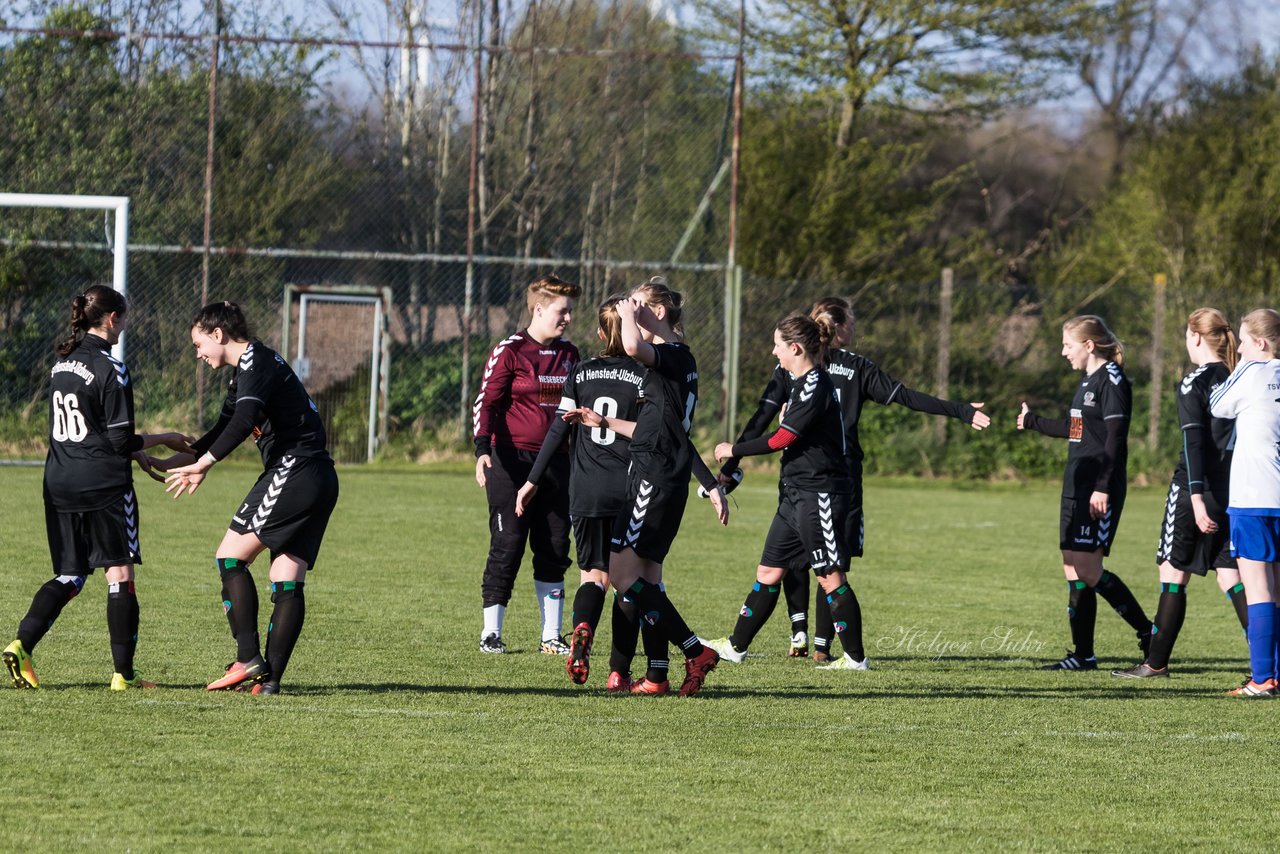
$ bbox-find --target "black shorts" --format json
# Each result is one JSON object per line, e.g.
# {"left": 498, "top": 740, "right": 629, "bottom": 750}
{"left": 1059, "top": 493, "right": 1124, "bottom": 556}
{"left": 1155, "top": 481, "right": 1235, "bottom": 575}
{"left": 45, "top": 487, "right": 141, "bottom": 574}
{"left": 761, "top": 486, "right": 851, "bottom": 577}
{"left": 229, "top": 455, "right": 339, "bottom": 569}
{"left": 610, "top": 473, "right": 688, "bottom": 563}
{"left": 573, "top": 515, "right": 613, "bottom": 571}
{"left": 784, "top": 486, "right": 862, "bottom": 572}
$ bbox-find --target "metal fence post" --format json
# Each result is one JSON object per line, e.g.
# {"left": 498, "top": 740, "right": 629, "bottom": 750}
{"left": 1149, "top": 272, "right": 1167, "bottom": 448}
{"left": 934, "top": 267, "right": 953, "bottom": 443}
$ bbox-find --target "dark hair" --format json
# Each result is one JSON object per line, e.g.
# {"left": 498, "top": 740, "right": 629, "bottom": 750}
{"left": 632, "top": 276, "right": 685, "bottom": 339}
{"left": 57, "top": 285, "right": 127, "bottom": 357}
{"left": 776, "top": 313, "right": 829, "bottom": 361}
{"left": 191, "top": 301, "right": 253, "bottom": 342}
{"left": 597, "top": 294, "right": 627, "bottom": 357}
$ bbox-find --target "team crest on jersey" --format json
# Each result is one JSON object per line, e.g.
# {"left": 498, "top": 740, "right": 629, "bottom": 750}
{"left": 1082, "top": 391, "right": 1096, "bottom": 407}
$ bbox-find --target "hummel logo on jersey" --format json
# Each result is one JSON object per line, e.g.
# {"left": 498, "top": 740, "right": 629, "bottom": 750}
{"left": 799, "top": 373, "right": 818, "bottom": 402}
{"left": 1106, "top": 362, "right": 1123, "bottom": 385}
{"left": 107, "top": 356, "right": 131, "bottom": 388}
{"left": 239, "top": 344, "right": 255, "bottom": 371}
{"left": 1181, "top": 364, "right": 1209, "bottom": 395}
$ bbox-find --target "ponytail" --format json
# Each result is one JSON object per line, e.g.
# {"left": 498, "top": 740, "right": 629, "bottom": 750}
{"left": 56, "top": 285, "right": 126, "bottom": 357}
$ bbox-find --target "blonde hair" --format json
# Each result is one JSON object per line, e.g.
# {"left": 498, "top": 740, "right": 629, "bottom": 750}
{"left": 1241, "top": 308, "right": 1280, "bottom": 356}
{"left": 1063, "top": 314, "right": 1124, "bottom": 367}
{"left": 526, "top": 274, "right": 580, "bottom": 314}
{"left": 1187, "top": 307, "right": 1239, "bottom": 371}
{"left": 631, "top": 276, "right": 685, "bottom": 339}
{"left": 596, "top": 294, "right": 627, "bottom": 358}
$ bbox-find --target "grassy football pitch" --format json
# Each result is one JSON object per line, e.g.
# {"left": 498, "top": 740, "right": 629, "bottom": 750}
{"left": 0, "top": 464, "right": 1273, "bottom": 851}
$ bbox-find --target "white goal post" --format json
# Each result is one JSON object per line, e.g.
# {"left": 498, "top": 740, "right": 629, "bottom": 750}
{"left": 281, "top": 284, "right": 391, "bottom": 463}
{"left": 0, "top": 192, "right": 130, "bottom": 362}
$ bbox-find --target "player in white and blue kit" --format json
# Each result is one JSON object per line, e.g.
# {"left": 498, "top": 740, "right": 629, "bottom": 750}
{"left": 1209, "top": 308, "right": 1280, "bottom": 698}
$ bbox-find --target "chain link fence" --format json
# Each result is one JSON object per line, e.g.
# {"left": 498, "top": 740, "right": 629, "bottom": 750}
{"left": 0, "top": 3, "right": 736, "bottom": 463}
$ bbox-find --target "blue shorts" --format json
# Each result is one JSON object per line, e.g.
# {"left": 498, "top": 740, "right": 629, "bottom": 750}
{"left": 1228, "top": 513, "right": 1280, "bottom": 562}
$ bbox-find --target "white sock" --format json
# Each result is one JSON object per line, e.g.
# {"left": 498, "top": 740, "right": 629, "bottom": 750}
{"left": 534, "top": 580, "right": 564, "bottom": 641}
{"left": 482, "top": 604, "right": 505, "bottom": 641}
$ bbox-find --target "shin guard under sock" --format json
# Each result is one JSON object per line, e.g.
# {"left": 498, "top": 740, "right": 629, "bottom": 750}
{"left": 783, "top": 566, "right": 810, "bottom": 638}
{"left": 217, "top": 558, "right": 260, "bottom": 662}
{"left": 728, "top": 581, "right": 781, "bottom": 653}
{"left": 1145, "top": 583, "right": 1186, "bottom": 670}
{"left": 824, "top": 583, "right": 865, "bottom": 662}
{"left": 1096, "top": 570, "right": 1150, "bottom": 634}
{"left": 1227, "top": 583, "right": 1249, "bottom": 634}
{"left": 1068, "top": 580, "right": 1097, "bottom": 659}
{"left": 609, "top": 593, "right": 640, "bottom": 676}
{"left": 106, "top": 580, "right": 140, "bottom": 679}
{"left": 1245, "top": 602, "right": 1277, "bottom": 683}
{"left": 571, "top": 582, "right": 607, "bottom": 632}
{"left": 627, "top": 580, "right": 703, "bottom": 658}
{"left": 265, "top": 581, "right": 305, "bottom": 683}
{"left": 17, "top": 575, "right": 83, "bottom": 651}
{"left": 813, "top": 588, "right": 834, "bottom": 654}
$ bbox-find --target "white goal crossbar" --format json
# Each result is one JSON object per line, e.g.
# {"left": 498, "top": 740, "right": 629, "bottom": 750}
{"left": 0, "top": 192, "right": 130, "bottom": 362}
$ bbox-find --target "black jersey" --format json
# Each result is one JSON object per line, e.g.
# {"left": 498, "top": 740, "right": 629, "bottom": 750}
{"left": 777, "top": 368, "right": 852, "bottom": 493}
{"left": 192, "top": 341, "right": 330, "bottom": 469}
{"left": 1173, "top": 362, "right": 1233, "bottom": 495}
{"left": 562, "top": 355, "right": 645, "bottom": 516}
{"left": 43, "top": 334, "right": 142, "bottom": 511}
{"left": 1064, "top": 361, "right": 1131, "bottom": 499}
{"left": 734, "top": 349, "right": 973, "bottom": 480}
{"left": 630, "top": 342, "right": 698, "bottom": 488}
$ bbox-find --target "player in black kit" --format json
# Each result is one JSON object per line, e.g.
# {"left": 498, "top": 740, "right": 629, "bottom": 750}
{"left": 707, "top": 314, "right": 873, "bottom": 670}
{"left": 1114, "top": 308, "right": 1247, "bottom": 678}
{"left": 1019, "top": 314, "right": 1150, "bottom": 670}
{"left": 720, "top": 296, "right": 989, "bottom": 663}
{"left": 606, "top": 278, "right": 728, "bottom": 697}
{"left": 4, "top": 285, "right": 190, "bottom": 691}
{"left": 158, "top": 302, "right": 339, "bottom": 695}
{"left": 516, "top": 295, "right": 646, "bottom": 686}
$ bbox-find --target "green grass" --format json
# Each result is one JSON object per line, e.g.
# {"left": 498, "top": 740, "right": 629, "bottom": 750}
{"left": 0, "top": 465, "right": 1274, "bottom": 851}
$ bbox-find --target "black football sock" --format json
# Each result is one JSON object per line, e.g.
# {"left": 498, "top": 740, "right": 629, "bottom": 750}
{"left": 728, "top": 581, "right": 781, "bottom": 653}
{"left": 1096, "top": 569, "right": 1150, "bottom": 635}
{"left": 217, "top": 558, "right": 260, "bottom": 663}
{"left": 1227, "top": 582, "right": 1249, "bottom": 634}
{"left": 106, "top": 580, "right": 140, "bottom": 679}
{"left": 1067, "top": 580, "right": 1097, "bottom": 659}
{"left": 783, "top": 566, "right": 810, "bottom": 638}
{"left": 641, "top": 618, "right": 669, "bottom": 683}
{"left": 17, "top": 576, "right": 83, "bottom": 652}
{"left": 627, "top": 580, "right": 704, "bottom": 658}
{"left": 608, "top": 593, "right": 639, "bottom": 676}
{"left": 1145, "top": 583, "right": 1186, "bottom": 670}
{"left": 264, "top": 581, "right": 305, "bottom": 684}
{"left": 813, "top": 588, "right": 834, "bottom": 654}
{"left": 571, "top": 582, "right": 607, "bottom": 633}
{"left": 824, "top": 583, "right": 865, "bottom": 661}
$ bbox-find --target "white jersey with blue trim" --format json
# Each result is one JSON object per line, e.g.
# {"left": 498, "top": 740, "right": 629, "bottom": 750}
{"left": 1209, "top": 358, "right": 1280, "bottom": 514}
